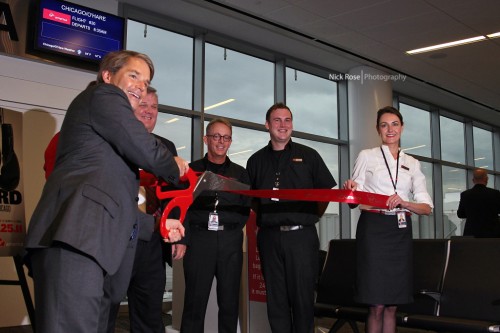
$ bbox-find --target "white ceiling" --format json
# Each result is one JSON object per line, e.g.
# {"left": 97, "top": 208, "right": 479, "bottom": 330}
{"left": 119, "top": 0, "right": 500, "bottom": 126}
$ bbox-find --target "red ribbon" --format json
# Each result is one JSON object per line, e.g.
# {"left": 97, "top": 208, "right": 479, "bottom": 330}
{"left": 228, "top": 188, "right": 389, "bottom": 208}
{"left": 141, "top": 170, "right": 390, "bottom": 240}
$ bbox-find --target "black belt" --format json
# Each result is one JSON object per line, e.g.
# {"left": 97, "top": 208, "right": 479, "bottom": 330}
{"left": 262, "top": 225, "right": 310, "bottom": 232}
{"left": 191, "top": 224, "right": 240, "bottom": 231}
{"left": 280, "top": 225, "right": 304, "bottom": 231}
{"left": 363, "top": 209, "right": 412, "bottom": 216}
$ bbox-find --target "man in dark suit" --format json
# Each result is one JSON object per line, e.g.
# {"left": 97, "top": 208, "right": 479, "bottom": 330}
{"left": 458, "top": 168, "right": 500, "bottom": 237}
{"left": 24, "top": 50, "right": 189, "bottom": 333}
{"left": 42, "top": 86, "right": 180, "bottom": 333}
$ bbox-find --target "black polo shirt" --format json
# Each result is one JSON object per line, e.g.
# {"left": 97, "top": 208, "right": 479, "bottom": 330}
{"left": 185, "top": 154, "right": 251, "bottom": 229}
{"left": 246, "top": 140, "right": 337, "bottom": 227}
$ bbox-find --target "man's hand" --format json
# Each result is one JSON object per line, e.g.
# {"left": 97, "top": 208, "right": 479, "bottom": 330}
{"left": 172, "top": 244, "right": 187, "bottom": 260}
{"left": 343, "top": 179, "right": 359, "bottom": 209}
{"left": 163, "top": 219, "right": 185, "bottom": 243}
{"left": 174, "top": 156, "right": 190, "bottom": 177}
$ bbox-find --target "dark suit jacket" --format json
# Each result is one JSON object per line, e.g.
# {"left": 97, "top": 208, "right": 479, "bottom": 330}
{"left": 138, "top": 134, "right": 178, "bottom": 242}
{"left": 25, "top": 83, "right": 180, "bottom": 275}
{"left": 154, "top": 134, "right": 181, "bottom": 267}
{"left": 457, "top": 184, "right": 500, "bottom": 237}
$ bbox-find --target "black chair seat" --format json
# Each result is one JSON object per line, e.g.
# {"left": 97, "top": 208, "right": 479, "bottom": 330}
{"left": 314, "top": 302, "right": 341, "bottom": 318}
{"left": 335, "top": 306, "right": 367, "bottom": 322}
{"left": 404, "top": 314, "right": 500, "bottom": 333}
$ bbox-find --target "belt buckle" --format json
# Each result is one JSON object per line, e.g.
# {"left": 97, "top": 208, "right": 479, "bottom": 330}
{"left": 280, "top": 225, "right": 303, "bottom": 231}
{"left": 385, "top": 210, "right": 409, "bottom": 216}
{"left": 208, "top": 225, "right": 224, "bottom": 231}
{"left": 372, "top": 209, "right": 395, "bottom": 215}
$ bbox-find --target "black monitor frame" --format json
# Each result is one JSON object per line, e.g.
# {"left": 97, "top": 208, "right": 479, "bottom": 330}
{"left": 26, "top": 0, "right": 125, "bottom": 71}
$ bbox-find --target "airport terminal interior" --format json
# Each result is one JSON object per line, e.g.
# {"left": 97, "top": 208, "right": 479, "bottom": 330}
{"left": 1, "top": 0, "right": 500, "bottom": 332}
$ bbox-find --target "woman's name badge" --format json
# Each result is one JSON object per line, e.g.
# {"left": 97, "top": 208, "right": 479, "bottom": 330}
{"left": 208, "top": 212, "right": 219, "bottom": 231}
{"left": 397, "top": 211, "right": 407, "bottom": 229}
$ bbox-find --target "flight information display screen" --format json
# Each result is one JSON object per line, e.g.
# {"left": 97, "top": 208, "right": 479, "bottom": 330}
{"left": 33, "top": 0, "right": 125, "bottom": 64}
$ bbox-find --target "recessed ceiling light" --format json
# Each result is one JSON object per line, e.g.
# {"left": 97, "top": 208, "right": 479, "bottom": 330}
{"left": 204, "top": 98, "right": 235, "bottom": 111}
{"left": 487, "top": 32, "right": 500, "bottom": 38}
{"left": 406, "top": 36, "right": 485, "bottom": 55}
{"left": 165, "top": 117, "right": 179, "bottom": 124}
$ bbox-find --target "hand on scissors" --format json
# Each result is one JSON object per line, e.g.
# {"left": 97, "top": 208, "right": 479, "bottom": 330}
{"left": 163, "top": 219, "right": 185, "bottom": 243}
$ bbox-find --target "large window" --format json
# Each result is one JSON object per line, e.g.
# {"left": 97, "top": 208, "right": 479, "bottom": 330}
{"left": 413, "top": 161, "right": 435, "bottom": 239}
{"left": 473, "top": 126, "right": 494, "bottom": 170}
{"left": 294, "top": 138, "right": 339, "bottom": 250}
{"left": 399, "top": 103, "right": 431, "bottom": 158}
{"left": 398, "top": 98, "right": 499, "bottom": 239}
{"left": 440, "top": 116, "right": 465, "bottom": 164}
{"left": 153, "top": 113, "right": 192, "bottom": 161}
{"left": 227, "top": 126, "right": 269, "bottom": 168}
{"left": 127, "top": 20, "right": 193, "bottom": 109}
{"left": 286, "top": 68, "right": 338, "bottom": 138}
{"left": 205, "top": 44, "right": 274, "bottom": 123}
{"left": 442, "top": 166, "right": 467, "bottom": 237}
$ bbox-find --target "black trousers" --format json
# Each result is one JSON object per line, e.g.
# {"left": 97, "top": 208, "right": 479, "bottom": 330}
{"left": 108, "top": 232, "right": 166, "bottom": 333}
{"left": 257, "top": 226, "right": 319, "bottom": 333}
{"left": 128, "top": 232, "right": 167, "bottom": 332}
{"left": 31, "top": 239, "right": 136, "bottom": 333}
{"left": 181, "top": 227, "right": 243, "bottom": 333}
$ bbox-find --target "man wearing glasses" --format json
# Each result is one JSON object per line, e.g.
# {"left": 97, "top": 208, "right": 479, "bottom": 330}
{"left": 178, "top": 118, "right": 251, "bottom": 333}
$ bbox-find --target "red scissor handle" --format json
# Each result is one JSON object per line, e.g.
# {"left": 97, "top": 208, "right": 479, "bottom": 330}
{"left": 156, "top": 169, "right": 198, "bottom": 240}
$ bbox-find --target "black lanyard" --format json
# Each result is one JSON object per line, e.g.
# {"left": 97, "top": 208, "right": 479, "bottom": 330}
{"left": 380, "top": 146, "right": 400, "bottom": 194}
{"left": 271, "top": 148, "right": 291, "bottom": 189}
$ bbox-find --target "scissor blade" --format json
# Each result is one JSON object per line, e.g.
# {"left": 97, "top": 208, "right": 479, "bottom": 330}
{"left": 193, "top": 171, "right": 250, "bottom": 199}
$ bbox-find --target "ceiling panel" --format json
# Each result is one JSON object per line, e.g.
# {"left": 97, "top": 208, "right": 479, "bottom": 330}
{"left": 293, "top": 0, "right": 392, "bottom": 18}
{"left": 263, "top": 5, "right": 324, "bottom": 27}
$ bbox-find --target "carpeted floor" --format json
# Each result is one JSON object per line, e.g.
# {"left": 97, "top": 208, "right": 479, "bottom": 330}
{"left": 1, "top": 311, "right": 435, "bottom": 333}
{"left": 0, "top": 311, "right": 172, "bottom": 333}
{"left": 114, "top": 310, "right": 172, "bottom": 333}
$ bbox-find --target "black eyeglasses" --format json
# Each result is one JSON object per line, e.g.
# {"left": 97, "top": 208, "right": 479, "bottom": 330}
{"left": 206, "top": 133, "right": 232, "bottom": 142}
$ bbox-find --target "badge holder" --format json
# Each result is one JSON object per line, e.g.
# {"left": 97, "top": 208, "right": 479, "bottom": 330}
{"left": 397, "top": 211, "right": 407, "bottom": 229}
{"left": 208, "top": 197, "right": 219, "bottom": 231}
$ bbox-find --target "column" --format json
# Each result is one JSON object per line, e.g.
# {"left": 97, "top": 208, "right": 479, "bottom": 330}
{"left": 347, "top": 66, "right": 393, "bottom": 235}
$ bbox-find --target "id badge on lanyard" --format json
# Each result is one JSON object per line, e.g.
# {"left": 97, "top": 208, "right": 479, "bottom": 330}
{"left": 208, "top": 195, "right": 219, "bottom": 231}
{"left": 271, "top": 171, "right": 280, "bottom": 201}
{"left": 397, "top": 211, "right": 407, "bottom": 229}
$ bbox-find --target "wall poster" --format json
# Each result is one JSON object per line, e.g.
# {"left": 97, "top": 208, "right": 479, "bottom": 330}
{"left": 0, "top": 108, "right": 25, "bottom": 256}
